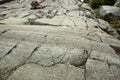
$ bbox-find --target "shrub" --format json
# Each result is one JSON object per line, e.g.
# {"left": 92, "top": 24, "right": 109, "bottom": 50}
{"left": 104, "top": 0, "right": 116, "bottom": 5}
{"left": 115, "top": 2, "right": 120, "bottom": 7}
{"left": 89, "top": 0, "right": 104, "bottom": 8}
{"left": 116, "top": 4, "right": 120, "bottom": 7}
{"left": 89, "top": 0, "right": 116, "bottom": 8}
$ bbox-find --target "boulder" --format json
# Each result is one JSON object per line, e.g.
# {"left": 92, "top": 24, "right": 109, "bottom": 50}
{"left": 99, "top": 6, "right": 120, "bottom": 22}
{"left": 0, "top": 0, "right": 120, "bottom": 80}
{"left": 98, "top": 19, "right": 120, "bottom": 39}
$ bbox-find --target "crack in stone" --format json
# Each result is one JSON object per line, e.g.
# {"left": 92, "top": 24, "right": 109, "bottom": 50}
{"left": 46, "top": 48, "right": 71, "bottom": 67}
{"left": 0, "top": 34, "right": 49, "bottom": 80}
{"left": 89, "top": 57, "right": 105, "bottom": 62}
{"left": 26, "top": 21, "right": 61, "bottom": 27}
{"left": 86, "top": 37, "right": 100, "bottom": 43}
{"left": 81, "top": 49, "right": 89, "bottom": 66}
{"left": 26, "top": 33, "right": 49, "bottom": 62}
{"left": 84, "top": 31, "right": 103, "bottom": 43}
{"left": 90, "top": 57, "right": 120, "bottom": 68}
{"left": 82, "top": 49, "right": 93, "bottom": 80}
{"left": 26, "top": 33, "right": 49, "bottom": 61}
{"left": 0, "top": 62, "right": 26, "bottom": 80}
{"left": 86, "top": 35, "right": 103, "bottom": 43}
{"left": 82, "top": 16, "right": 89, "bottom": 29}
{"left": 58, "top": 15, "right": 68, "bottom": 27}
{"left": 95, "top": 33, "right": 103, "bottom": 42}
{"left": 84, "top": 64, "right": 87, "bottom": 80}
{"left": 63, "top": 63, "right": 69, "bottom": 80}
{"left": 0, "top": 42, "right": 20, "bottom": 61}
{"left": 26, "top": 48, "right": 90, "bottom": 68}
{"left": 68, "top": 17, "right": 77, "bottom": 27}
{"left": 27, "top": 45, "right": 40, "bottom": 60}
{"left": 0, "top": 29, "right": 10, "bottom": 36}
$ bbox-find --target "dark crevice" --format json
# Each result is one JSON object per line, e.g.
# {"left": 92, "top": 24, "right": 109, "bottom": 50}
{"left": 89, "top": 57, "right": 120, "bottom": 68}
{"left": 83, "top": 48, "right": 93, "bottom": 80}
{"left": 75, "top": 49, "right": 89, "bottom": 67}
{"left": 0, "top": 41, "right": 41, "bottom": 80}
{"left": 85, "top": 37, "right": 101, "bottom": 43}
{"left": 26, "top": 49, "right": 89, "bottom": 68}
{"left": 0, "top": 29, "right": 10, "bottom": 36}
{"left": 0, "top": 62, "right": 26, "bottom": 80}
{"left": 84, "top": 64, "right": 87, "bottom": 80}
{"left": 0, "top": 42, "right": 20, "bottom": 61}
{"left": 95, "top": 33, "right": 103, "bottom": 42}
{"left": 90, "top": 57, "right": 104, "bottom": 62}
{"left": 85, "top": 34, "right": 103, "bottom": 43}
{"left": 83, "top": 49, "right": 90, "bottom": 80}
{"left": 63, "top": 64, "right": 69, "bottom": 80}
{"left": 25, "top": 21, "right": 67, "bottom": 28}
{"left": 26, "top": 34, "right": 48, "bottom": 61}
{"left": 85, "top": 32, "right": 103, "bottom": 43}
{"left": 82, "top": 17, "right": 89, "bottom": 29}
{"left": 70, "top": 49, "right": 90, "bottom": 68}
{"left": 27, "top": 45, "right": 40, "bottom": 60}
{"left": 68, "top": 17, "right": 77, "bottom": 27}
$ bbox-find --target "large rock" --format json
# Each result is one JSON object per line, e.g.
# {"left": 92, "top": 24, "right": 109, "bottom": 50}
{"left": 0, "top": 25, "right": 119, "bottom": 80}
{"left": 98, "top": 19, "right": 120, "bottom": 38}
{"left": 0, "top": 0, "right": 120, "bottom": 80}
{"left": 99, "top": 6, "right": 120, "bottom": 22}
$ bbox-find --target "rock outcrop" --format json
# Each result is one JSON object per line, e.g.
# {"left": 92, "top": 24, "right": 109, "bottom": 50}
{"left": 0, "top": 0, "right": 120, "bottom": 80}
{"left": 99, "top": 6, "right": 120, "bottom": 22}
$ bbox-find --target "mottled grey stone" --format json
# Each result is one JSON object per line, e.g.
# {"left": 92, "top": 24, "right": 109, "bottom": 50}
{"left": 99, "top": 6, "right": 120, "bottom": 22}
{"left": 7, "top": 63, "right": 85, "bottom": 80}
{"left": 86, "top": 59, "right": 120, "bottom": 80}
{"left": 0, "top": 0, "right": 120, "bottom": 80}
{"left": 17, "top": 12, "right": 31, "bottom": 18}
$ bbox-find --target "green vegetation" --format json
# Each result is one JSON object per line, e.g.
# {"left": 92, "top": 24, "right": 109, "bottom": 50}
{"left": 104, "top": 0, "right": 116, "bottom": 5}
{"left": 116, "top": 3, "right": 120, "bottom": 7}
{"left": 89, "top": 0, "right": 116, "bottom": 8}
{"left": 89, "top": 0, "right": 104, "bottom": 8}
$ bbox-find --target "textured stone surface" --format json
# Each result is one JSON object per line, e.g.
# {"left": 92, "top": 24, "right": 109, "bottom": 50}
{"left": 7, "top": 63, "right": 85, "bottom": 80}
{"left": 0, "top": 24, "right": 119, "bottom": 80}
{"left": 99, "top": 6, "right": 120, "bottom": 22}
{"left": 0, "top": 0, "right": 120, "bottom": 80}
{"left": 86, "top": 59, "right": 120, "bottom": 80}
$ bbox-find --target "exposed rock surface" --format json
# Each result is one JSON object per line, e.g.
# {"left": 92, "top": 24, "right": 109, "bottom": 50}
{"left": 0, "top": 0, "right": 120, "bottom": 80}
{"left": 99, "top": 6, "right": 120, "bottom": 22}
